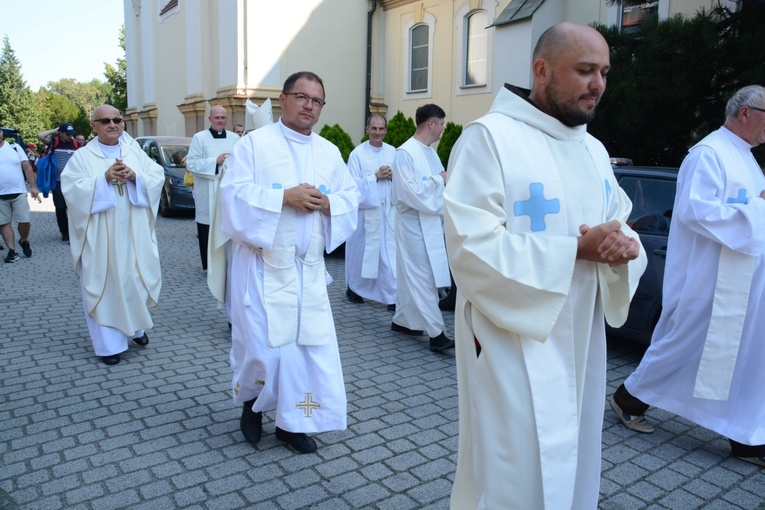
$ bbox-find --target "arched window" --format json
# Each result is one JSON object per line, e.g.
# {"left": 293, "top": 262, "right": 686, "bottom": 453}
{"left": 464, "top": 10, "right": 488, "bottom": 86}
{"left": 410, "top": 24, "right": 429, "bottom": 92}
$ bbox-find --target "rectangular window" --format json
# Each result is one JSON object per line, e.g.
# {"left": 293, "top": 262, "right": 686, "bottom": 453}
{"left": 410, "top": 25, "right": 429, "bottom": 92}
{"left": 465, "top": 11, "right": 488, "bottom": 86}
{"left": 622, "top": 1, "right": 659, "bottom": 34}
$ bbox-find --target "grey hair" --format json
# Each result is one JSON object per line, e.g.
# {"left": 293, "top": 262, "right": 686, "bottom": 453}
{"left": 725, "top": 85, "right": 765, "bottom": 119}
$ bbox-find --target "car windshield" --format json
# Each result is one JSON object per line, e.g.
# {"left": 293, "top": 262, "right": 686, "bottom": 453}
{"left": 161, "top": 146, "right": 188, "bottom": 168}
{"left": 619, "top": 176, "right": 675, "bottom": 235}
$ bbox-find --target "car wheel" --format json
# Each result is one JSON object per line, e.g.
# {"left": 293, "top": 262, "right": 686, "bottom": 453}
{"left": 159, "top": 190, "right": 173, "bottom": 218}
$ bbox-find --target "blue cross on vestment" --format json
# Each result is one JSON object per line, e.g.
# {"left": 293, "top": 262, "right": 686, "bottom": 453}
{"left": 272, "top": 183, "right": 283, "bottom": 189}
{"left": 513, "top": 182, "right": 560, "bottom": 232}
{"left": 727, "top": 188, "right": 749, "bottom": 205}
{"left": 318, "top": 184, "right": 330, "bottom": 194}
{"left": 604, "top": 179, "right": 612, "bottom": 210}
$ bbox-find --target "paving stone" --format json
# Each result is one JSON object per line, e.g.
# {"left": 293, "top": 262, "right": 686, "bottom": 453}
{"left": 1, "top": 208, "right": 763, "bottom": 510}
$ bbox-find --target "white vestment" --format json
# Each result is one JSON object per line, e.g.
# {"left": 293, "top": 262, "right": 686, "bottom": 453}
{"left": 391, "top": 137, "right": 450, "bottom": 337}
{"left": 207, "top": 158, "right": 233, "bottom": 319}
{"left": 444, "top": 86, "right": 646, "bottom": 509}
{"left": 344, "top": 140, "right": 397, "bottom": 304}
{"left": 61, "top": 133, "right": 164, "bottom": 356}
{"left": 625, "top": 127, "right": 765, "bottom": 446}
{"left": 220, "top": 119, "right": 358, "bottom": 433}
{"left": 187, "top": 129, "right": 239, "bottom": 224}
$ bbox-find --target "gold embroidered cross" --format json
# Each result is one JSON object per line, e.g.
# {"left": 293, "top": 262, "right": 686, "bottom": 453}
{"left": 111, "top": 179, "right": 127, "bottom": 196}
{"left": 296, "top": 393, "right": 320, "bottom": 418}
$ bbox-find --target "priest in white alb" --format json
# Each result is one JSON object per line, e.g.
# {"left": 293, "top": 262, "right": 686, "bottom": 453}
{"left": 61, "top": 104, "right": 164, "bottom": 366}
{"left": 444, "top": 23, "right": 646, "bottom": 509}
{"left": 220, "top": 72, "right": 358, "bottom": 454}
{"left": 344, "top": 114, "right": 397, "bottom": 308}
{"left": 187, "top": 105, "right": 239, "bottom": 271}
{"left": 611, "top": 85, "right": 765, "bottom": 468}
{"left": 207, "top": 98, "right": 273, "bottom": 323}
{"left": 391, "top": 104, "right": 454, "bottom": 353}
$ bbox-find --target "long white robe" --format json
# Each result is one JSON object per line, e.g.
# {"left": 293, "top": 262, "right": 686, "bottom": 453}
{"left": 187, "top": 129, "right": 239, "bottom": 224}
{"left": 61, "top": 133, "right": 164, "bottom": 355}
{"left": 207, "top": 157, "right": 233, "bottom": 319}
{"left": 220, "top": 119, "right": 358, "bottom": 433}
{"left": 391, "top": 137, "right": 450, "bottom": 337}
{"left": 444, "top": 85, "right": 646, "bottom": 509}
{"left": 344, "top": 141, "right": 397, "bottom": 304}
{"left": 625, "top": 127, "right": 765, "bottom": 446}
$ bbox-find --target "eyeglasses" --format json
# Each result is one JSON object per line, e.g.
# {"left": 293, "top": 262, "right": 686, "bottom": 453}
{"left": 748, "top": 105, "right": 765, "bottom": 113}
{"left": 284, "top": 92, "right": 326, "bottom": 108}
{"left": 92, "top": 117, "right": 124, "bottom": 125}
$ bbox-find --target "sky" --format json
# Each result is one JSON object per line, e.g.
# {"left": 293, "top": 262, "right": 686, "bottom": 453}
{"left": 1, "top": 0, "right": 125, "bottom": 90}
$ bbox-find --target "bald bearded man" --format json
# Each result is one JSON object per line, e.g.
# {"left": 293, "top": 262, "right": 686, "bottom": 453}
{"left": 444, "top": 22, "right": 646, "bottom": 509}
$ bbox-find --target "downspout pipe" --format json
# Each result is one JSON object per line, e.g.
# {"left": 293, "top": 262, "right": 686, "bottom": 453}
{"left": 365, "top": 0, "right": 377, "bottom": 129}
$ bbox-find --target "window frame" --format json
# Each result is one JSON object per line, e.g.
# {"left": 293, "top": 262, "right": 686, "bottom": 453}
{"left": 402, "top": 12, "right": 436, "bottom": 100}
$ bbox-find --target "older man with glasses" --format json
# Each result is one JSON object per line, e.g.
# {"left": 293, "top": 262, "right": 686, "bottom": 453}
{"left": 611, "top": 85, "right": 765, "bottom": 468}
{"left": 61, "top": 104, "right": 165, "bottom": 366}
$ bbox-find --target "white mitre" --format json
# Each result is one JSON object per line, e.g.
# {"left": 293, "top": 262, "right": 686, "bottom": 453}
{"left": 245, "top": 98, "right": 273, "bottom": 131}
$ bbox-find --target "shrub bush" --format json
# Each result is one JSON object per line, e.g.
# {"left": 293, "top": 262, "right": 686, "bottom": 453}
{"left": 319, "top": 123, "right": 355, "bottom": 163}
{"left": 437, "top": 122, "right": 463, "bottom": 168}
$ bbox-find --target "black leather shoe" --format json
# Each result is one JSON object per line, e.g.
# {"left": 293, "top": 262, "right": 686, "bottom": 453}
{"left": 240, "top": 398, "right": 262, "bottom": 445}
{"left": 101, "top": 354, "right": 121, "bottom": 365}
{"left": 429, "top": 333, "right": 455, "bottom": 352}
{"left": 132, "top": 333, "right": 149, "bottom": 346}
{"left": 391, "top": 322, "right": 423, "bottom": 336}
{"left": 275, "top": 426, "right": 317, "bottom": 453}
{"left": 346, "top": 287, "right": 364, "bottom": 304}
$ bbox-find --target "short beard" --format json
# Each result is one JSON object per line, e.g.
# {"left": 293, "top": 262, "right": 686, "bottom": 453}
{"left": 545, "top": 87, "right": 598, "bottom": 127}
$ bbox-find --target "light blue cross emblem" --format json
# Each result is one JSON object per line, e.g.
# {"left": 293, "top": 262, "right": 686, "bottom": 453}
{"left": 514, "top": 182, "right": 560, "bottom": 232}
{"left": 318, "top": 184, "right": 330, "bottom": 194}
{"left": 727, "top": 188, "right": 748, "bottom": 205}
{"left": 604, "top": 179, "right": 612, "bottom": 209}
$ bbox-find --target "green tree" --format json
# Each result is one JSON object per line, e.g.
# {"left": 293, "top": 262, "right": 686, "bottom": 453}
{"left": 382, "top": 111, "right": 415, "bottom": 148}
{"left": 36, "top": 88, "right": 86, "bottom": 134}
{"left": 319, "top": 124, "right": 355, "bottom": 162}
{"left": 104, "top": 25, "right": 127, "bottom": 112}
{"left": 590, "top": 3, "right": 765, "bottom": 166}
{"left": 0, "top": 36, "right": 46, "bottom": 143}
{"left": 437, "top": 122, "right": 462, "bottom": 168}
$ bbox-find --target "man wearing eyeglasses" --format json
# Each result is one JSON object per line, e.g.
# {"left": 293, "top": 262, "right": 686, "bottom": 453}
{"left": 187, "top": 105, "right": 240, "bottom": 272}
{"left": 612, "top": 85, "right": 765, "bottom": 468}
{"left": 60, "top": 104, "right": 164, "bottom": 366}
{"left": 220, "top": 71, "right": 358, "bottom": 454}
{"left": 37, "top": 123, "right": 81, "bottom": 242}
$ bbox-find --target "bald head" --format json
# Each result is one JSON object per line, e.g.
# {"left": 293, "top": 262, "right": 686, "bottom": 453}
{"left": 533, "top": 22, "right": 608, "bottom": 68}
{"left": 529, "top": 22, "right": 610, "bottom": 127}
{"left": 209, "top": 106, "right": 228, "bottom": 132}
{"left": 91, "top": 104, "right": 124, "bottom": 145}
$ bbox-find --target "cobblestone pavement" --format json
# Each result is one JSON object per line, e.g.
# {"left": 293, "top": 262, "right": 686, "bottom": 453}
{"left": 1, "top": 196, "right": 764, "bottom": 509}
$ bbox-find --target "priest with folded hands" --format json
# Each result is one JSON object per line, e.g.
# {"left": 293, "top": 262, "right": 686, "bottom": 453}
{"left": 61, "top": 104, "right": 164, "bottom": 366}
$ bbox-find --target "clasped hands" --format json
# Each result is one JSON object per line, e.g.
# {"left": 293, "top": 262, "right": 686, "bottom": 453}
{"left": 577, "top": 220, "right": 640, "bottom": 267}
{"left": 376, "top": 165, "right": 392, "bottom": 181}
{"left": 104, "top": 159, "right": 136, "bottom": 182}
{"left": 284, "top": 183, "right": 329, "bottom": 214}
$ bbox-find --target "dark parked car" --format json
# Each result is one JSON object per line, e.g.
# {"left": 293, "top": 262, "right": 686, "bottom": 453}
{"left": 609, "top": 165, "right": 678, "bottom": 343}
{"left": 136, "top": 136, "right": 194, "bottom": 217}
